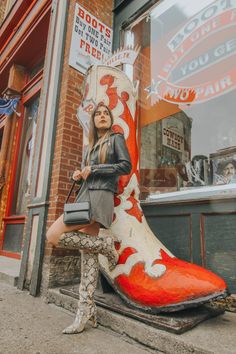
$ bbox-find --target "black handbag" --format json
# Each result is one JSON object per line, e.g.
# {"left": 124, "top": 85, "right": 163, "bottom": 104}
{"left": 63, "top": 181, "right": 91, "bottom": 225}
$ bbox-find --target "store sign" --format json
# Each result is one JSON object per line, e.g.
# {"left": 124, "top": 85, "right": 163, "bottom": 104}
{"left": 103, "top": 46, "right": 140, "bottom": 67}
{"left": 69, "top": 4, "right": 113, "bottom": 74}
{"left": 146, "top": 0, "right": 236, "bottom": 105}
{"left": 162, "top": 119, "right": 184, "bottom": 152}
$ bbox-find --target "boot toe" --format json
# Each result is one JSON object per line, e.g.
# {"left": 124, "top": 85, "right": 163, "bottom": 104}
{"left": 114, "top": 249, "right": 227, "bottom": 311}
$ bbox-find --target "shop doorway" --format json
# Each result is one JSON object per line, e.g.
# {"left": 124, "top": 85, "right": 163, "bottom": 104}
{"left": 1, "top": 95, "right": 40, "bottom": 259}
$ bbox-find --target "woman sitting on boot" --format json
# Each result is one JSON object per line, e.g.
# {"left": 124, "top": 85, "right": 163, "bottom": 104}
{"left": 46, "top": 103, "right": 131, "bottom": 334}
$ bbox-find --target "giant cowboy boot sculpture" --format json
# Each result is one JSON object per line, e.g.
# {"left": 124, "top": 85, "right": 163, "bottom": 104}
{"left": 79, "top": 65, "right": 228, "bottom": 313}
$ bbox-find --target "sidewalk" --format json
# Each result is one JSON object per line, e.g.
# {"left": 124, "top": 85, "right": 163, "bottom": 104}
{"left": 0, "top": 282, "right": 158, "bottom": 354}
{"left": 1, "top": 280, "right": 236, "bottom": 354}
{"left": 47, "top": 287, "right": 236, "bottom": 354}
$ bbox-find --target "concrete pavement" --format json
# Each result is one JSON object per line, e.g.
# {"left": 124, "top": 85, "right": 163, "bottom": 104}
{"left": 47, "top": 288, "right": 236, "bottom": 354}
{"left": 1, "top": 279, "right": 236, "bottom": 354}
{"left": 0, "top": 282, "right": 158, "bottom": 354}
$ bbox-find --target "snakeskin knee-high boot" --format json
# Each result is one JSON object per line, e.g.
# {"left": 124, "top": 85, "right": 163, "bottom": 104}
{"left": 58, "top": 231, "right": 119, "bottom": 271}
{"left": 63, "top": 250, "right": 99, "bottom": 334}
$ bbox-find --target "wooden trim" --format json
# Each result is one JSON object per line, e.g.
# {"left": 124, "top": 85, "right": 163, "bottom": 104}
{"left": 120, "top": 0, "right": 158, "bottom": 29}
{"left": 189, "top": 215, "right": 193, "bottom": 263}
{"left": 5, "top": 108, "right": 24, "bottom": 216}
{"left": 0, "top": 250, "right": 21, "bottom": 259}
{"left": 201, "top": 210, "right": 236, "bottom": 216}
{"left": 200, "top": 215, "right": 206, "bottom": 268}
{"left": 22, "top": 83, "right": 43, "bottom": 104}
{"left": 0, "top": 1, "right": 34, "bottom": 40}
{"left": 0, "top": 117, "right": 7, "bottom": 129}
{"left": 21, "top": 69, "right": 43, "bottom": 96}
{"left": 27, "top": 201, "right": 50, "bottom": 208}
{"left": 5, "top": 72, "right": 42, "bottom": 215}
{"left": 141, "top": 195, "right": 236, "bottom": 207}
{"left": 0, "top": 0, "right": 38, "bottom": 57}
{"left": 21, "top": 71, "right": 43, "bottom": 104}
{"left": 2, "top": 76, "right": 41, "bottom": 258}
{"left": 3, "top": 216, "right": 25, "bottom": 223}
{"left": 0, "top": 0, "right": 52, "bottom": 73}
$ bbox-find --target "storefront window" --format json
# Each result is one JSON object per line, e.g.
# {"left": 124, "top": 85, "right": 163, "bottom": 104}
{"left": 11, "top": 96, "right": 39, "bottom": 215}
{"left": 123, "top": 0, "right": 236, "bottom": 201}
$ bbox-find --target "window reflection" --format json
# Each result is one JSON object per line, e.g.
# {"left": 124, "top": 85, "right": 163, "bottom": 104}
{"left": 124, "top": 0, "right": 236, "bottom": 200}
{"left": 11, "top": 96, "right": 39, "bottom": 215}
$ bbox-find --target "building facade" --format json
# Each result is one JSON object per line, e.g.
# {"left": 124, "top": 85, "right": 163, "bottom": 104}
{"left": 0, "top": 0, "right": 114, "bottom": 295}
{"left": 0, "top": 0, "right": 235, "bottom": 297}
{"left": 0, "top": 0, "right": 52, "bottom": 266}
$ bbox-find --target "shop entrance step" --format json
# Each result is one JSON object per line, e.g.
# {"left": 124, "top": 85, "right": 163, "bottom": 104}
{"left": 0, "top": 256, "right": 21, "bottom": 286}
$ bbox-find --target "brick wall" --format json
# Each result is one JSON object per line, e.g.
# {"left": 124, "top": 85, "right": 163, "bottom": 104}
{"left": 42, "top": 0, "right": 113, "bottom": 289}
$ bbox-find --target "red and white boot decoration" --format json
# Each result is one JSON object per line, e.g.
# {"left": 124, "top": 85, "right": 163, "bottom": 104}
{"left": 80, "top": 65, "right": 228, "bottom": 313}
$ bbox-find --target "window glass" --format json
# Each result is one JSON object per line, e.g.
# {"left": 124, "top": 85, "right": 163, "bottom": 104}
{"left": 11, "top": 96, "right": 39, "bottom": 215}
{"left": 124, "top": 0, "right": 236, "bottom": 200}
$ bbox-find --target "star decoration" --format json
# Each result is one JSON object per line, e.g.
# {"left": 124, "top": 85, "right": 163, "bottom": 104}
{"left": 144, "top": 79, "right": 162, "bottom": 99}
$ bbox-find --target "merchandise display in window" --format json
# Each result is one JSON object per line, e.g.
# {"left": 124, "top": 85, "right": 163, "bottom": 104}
{"left": 123, "top": 0, "right": 236, "bottom": 200}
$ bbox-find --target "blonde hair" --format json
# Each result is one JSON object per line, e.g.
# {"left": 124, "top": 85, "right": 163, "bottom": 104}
{"left": 86, "top": 103, "right": 114, "bottom": 165}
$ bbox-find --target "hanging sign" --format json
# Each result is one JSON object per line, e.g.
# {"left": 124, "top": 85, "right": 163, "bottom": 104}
{"left": 162, "top": 118, "right": 184, "bottom": 152}
{"left": 69, "top": 4, "right": 113, "bottom": 74}
{"left": 103, "top": 46, "right": 140, "bottom": 67}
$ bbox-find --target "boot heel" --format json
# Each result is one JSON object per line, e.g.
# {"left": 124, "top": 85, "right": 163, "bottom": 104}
{"left": 90, "top": 306, "right": 97, "bottom": 327}
{"left": 91, "top": 313, "right": 97, "bottom": 328}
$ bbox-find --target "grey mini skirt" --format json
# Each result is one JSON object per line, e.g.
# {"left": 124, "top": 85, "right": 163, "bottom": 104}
{"left": 75, "top": 181, "right": 114, "bottom": 229}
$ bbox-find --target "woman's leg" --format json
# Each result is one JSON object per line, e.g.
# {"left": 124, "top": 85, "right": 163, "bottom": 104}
{"left": 63, "top": 250, "right": 99, "bottom": 334}
{"left": 46, "top": 214, "right": 100, "bottom": 246}
{"left": 47, "top": 217, "right": 118, "bottom": 334}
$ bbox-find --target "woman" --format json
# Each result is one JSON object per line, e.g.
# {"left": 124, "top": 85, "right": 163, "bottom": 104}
{"left": 46, "top": 103, "right": 131, "bottom": 334}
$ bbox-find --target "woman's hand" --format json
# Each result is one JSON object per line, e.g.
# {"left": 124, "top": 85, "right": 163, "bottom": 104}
{"left": 81, "top": 166, "right": 91, "bottom": 180}
{"left": 72, "top": 170, "right": 82, "bottom": 181}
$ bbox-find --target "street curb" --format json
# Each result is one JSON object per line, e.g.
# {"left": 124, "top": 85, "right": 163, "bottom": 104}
{"left": 45, "top": 288, "right": 212, "bottom": 354}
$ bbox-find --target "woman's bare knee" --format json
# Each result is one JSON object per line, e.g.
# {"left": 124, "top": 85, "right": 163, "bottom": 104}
{"left": 46, "top": 215, "right": 65, "bottom": 246}
{"left": 46, "top": 228, "right": 57, "bottom": 246}
{"left": 46, "top": 216, "right": 100, "bottom": 246}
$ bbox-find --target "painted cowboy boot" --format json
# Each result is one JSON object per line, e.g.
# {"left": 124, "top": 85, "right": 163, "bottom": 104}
{"left": 58, "top": 232, "right": 119, "bottom": 271}
{"left": 78, "top": 64, "right": 228, "bottom": 313}
{"left": 63, "top": 250, "right": 99, "bottom": 334}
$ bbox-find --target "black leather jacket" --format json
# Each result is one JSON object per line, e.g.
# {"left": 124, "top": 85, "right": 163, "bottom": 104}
{"left": 82, "top": 133, "right": 131, "bottom": 193}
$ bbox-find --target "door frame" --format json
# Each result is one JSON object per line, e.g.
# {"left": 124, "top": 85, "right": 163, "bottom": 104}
{"left": 0, "top": 70, "right": 43, "bottom": 259}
